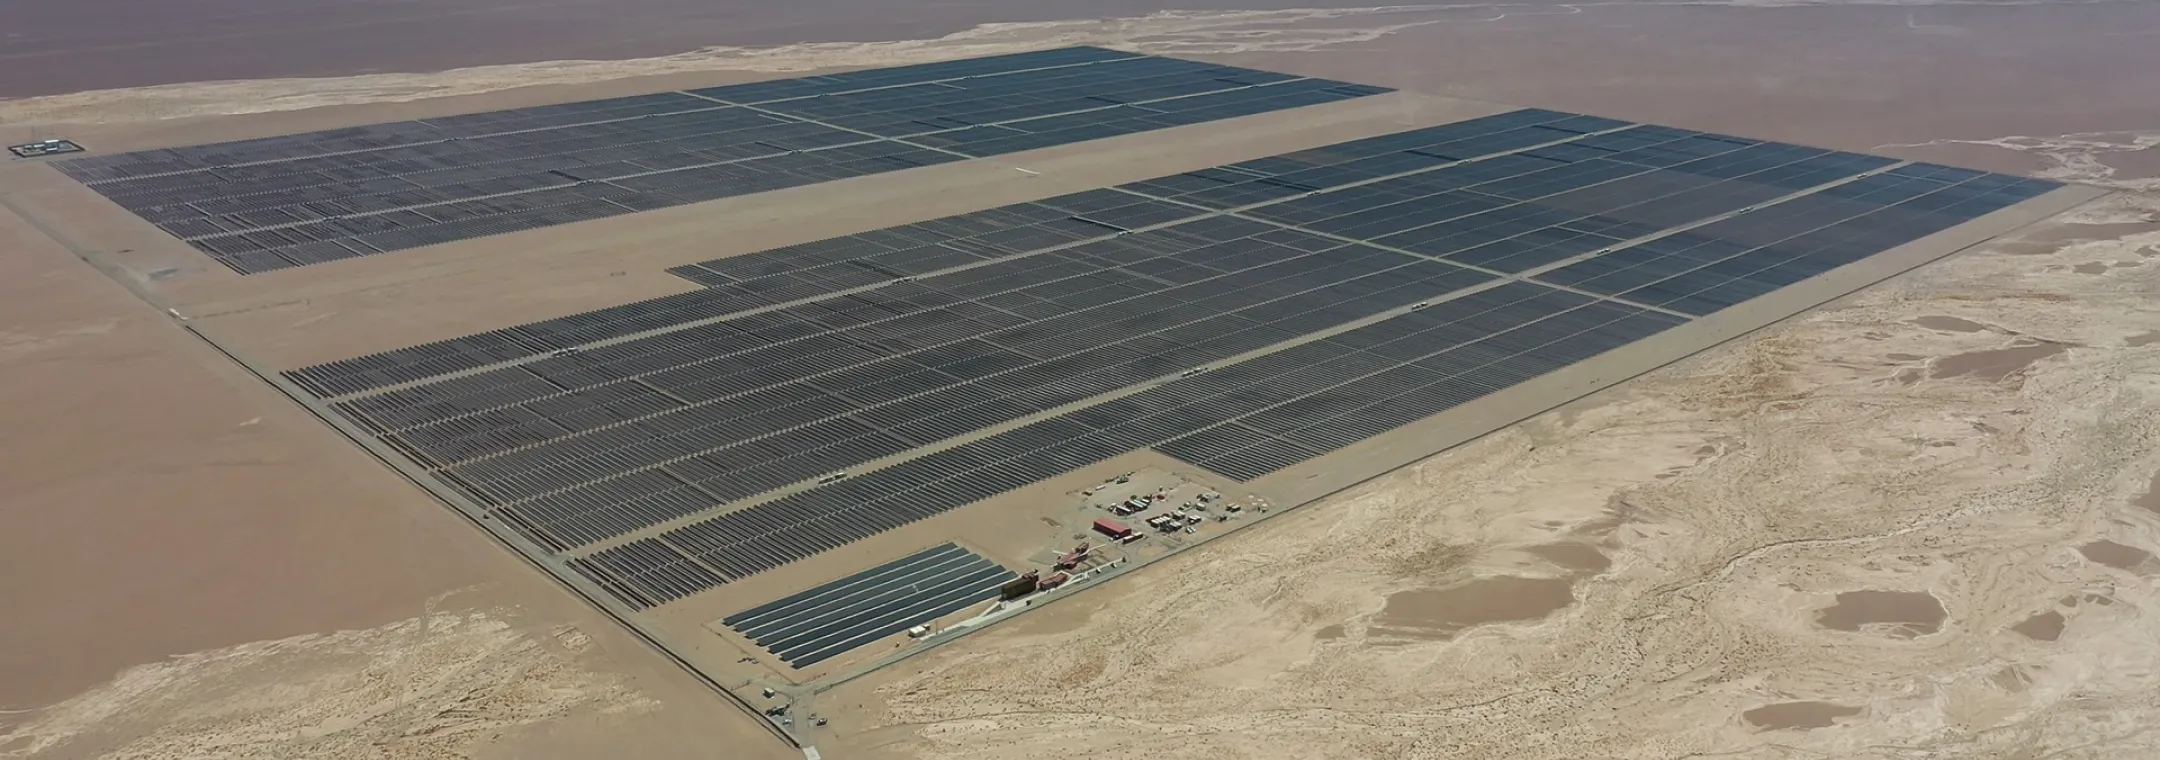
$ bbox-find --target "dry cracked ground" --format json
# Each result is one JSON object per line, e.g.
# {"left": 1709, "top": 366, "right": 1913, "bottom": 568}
{"left": 830, "top": 192, "right": 2160, "bottom": 760}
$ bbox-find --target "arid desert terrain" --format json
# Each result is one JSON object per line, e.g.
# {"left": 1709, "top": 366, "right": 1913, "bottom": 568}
{"left": 821, "top": 190, "right": 2160, "bottom": 759}
{"left": 2, "top": 2, "right": 2157, "bottom": 759}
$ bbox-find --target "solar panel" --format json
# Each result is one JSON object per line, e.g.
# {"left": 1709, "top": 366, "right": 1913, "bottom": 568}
{"left": 717, "top": 543, "right": 1016, "bottom": 667}
{"left": 277, "top": 106, "right": 2060, "bottom": 610}
{"left": 54, "top": 47, "right": 1390, "bottom": 275}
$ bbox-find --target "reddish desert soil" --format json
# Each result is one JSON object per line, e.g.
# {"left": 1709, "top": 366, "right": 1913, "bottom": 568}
{"left": 2, "top": 2, "right": 2158, "bottom": 758}
{"left": 1, "top": 0, "right": 1436, "bottom": 97}
{"left": 0, "top": 202, "right": 789, "bottom": 757}
{"left": 0, "top": 206, "right": 478, "bottom": 709}
{"left": 1221, "top": 2, "right": 2160, "bottom": 165}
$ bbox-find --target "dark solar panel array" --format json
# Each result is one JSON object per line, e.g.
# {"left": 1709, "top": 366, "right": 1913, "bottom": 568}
{"left": 619, "top": 282, "right": 1681, "bottom": 602}
{"left": 280, "top": 107, "right": 2059, "bottom": 609}
{"left": 284, "top": 107, "right": 1624, "bottom": 398}
{"left": 435, "top": 243, "right": 1495, "bottom": 557}
{"left": 1532, "top": 164, "right": 2054, "bottom": 314}
{"left": 52, "top": 46, "right": 1388, "bottom": 275}
{"left": 695, "top": 543, "right": 1014, "bottom": 667}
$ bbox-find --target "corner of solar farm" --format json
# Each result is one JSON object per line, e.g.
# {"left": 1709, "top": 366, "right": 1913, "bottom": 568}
{"left": 0, "top": 45, "right": 2111, "bottom": 751}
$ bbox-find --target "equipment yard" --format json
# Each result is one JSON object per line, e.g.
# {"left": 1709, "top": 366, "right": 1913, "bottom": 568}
{"left": 5, "top": 7, "right": 2159, "bottom": 759}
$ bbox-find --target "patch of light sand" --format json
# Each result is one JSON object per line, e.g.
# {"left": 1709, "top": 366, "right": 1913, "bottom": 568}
{"left": 845, "top": 193, "right": 2160, "bottom": 759}
{"left": 1880, "top": 130, "right": 2160, "bottom": 193}
{"left": 0, "top": 606, "right": 652, "bottom": 759}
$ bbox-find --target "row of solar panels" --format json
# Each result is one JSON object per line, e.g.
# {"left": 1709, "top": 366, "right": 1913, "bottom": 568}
{"left": 55, "top": 47, "right": 1390, "bottom": 274}
{"left": 143, "top": 52, "right": 2063, "bottom": 615}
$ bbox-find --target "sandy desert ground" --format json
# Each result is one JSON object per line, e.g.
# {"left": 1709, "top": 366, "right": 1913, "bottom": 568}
{"left": 3, "top": 1, "right": 2158, "bottom": 759}
{"left": 0, "top": 164, "right": 795, "bottom": 760}
{"left": 819, "top": 188, "right": 2160, "bottom": 759}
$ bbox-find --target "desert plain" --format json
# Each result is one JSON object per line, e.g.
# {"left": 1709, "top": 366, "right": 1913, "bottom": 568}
{"left": 3, "top": 2, "right": 2159, "bottom": 759}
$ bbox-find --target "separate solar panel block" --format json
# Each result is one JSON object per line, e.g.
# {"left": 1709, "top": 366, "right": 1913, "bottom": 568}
{"left": 54, "top": 47, "right": 1390, "bottom": 275}
{"left": 718, "top": 543, "right": 1017, "bottom": 667}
